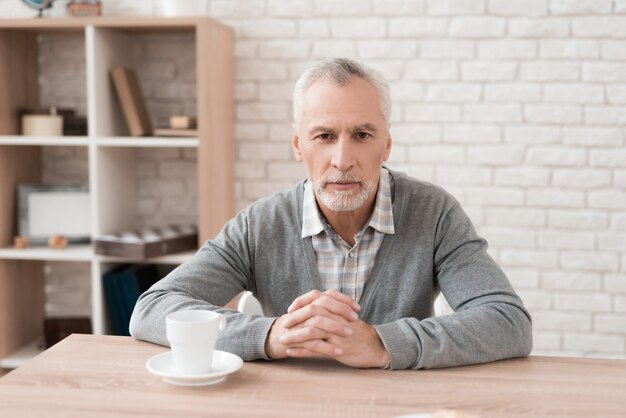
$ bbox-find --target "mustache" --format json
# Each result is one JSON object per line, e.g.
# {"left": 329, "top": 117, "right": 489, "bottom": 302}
{"left": 319, "top": 172, "right": 363, "bottom": 188}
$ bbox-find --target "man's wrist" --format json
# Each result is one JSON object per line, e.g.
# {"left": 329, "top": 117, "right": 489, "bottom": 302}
{"left": 372, "top": 326, "right": 392, "bottom": 369}
{"left": 378, "top": 348, "right": 391, "bottom": 369}
{"left": 264, "top": 318, "right": 280, "bottom": 359}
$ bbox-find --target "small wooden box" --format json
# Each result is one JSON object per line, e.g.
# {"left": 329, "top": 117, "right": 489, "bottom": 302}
{"left": 67, "top": 1, "right": 102, "bottom": 17}
{"left": 169, "top": 116, "right": 197, "bottom": 129}
{"left": 94, "top": 225, "right": 198, "bottom": 259}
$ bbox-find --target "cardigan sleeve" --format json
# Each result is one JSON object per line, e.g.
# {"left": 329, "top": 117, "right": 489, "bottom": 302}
{"left": 129, "top": 210, "right": 276, "bottom": 361}
{"left": 374, "top": 200, "right": 533, "bottom": 370}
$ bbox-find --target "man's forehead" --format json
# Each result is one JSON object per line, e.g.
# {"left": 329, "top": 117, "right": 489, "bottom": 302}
{"left": 301, "top": 93, "right": 384, "bottom": 122}
{"left": 297, "top": 78, "right": 385, "bottom": 132}
{"left": 305, "top": 113, "right": 378, "bottom": 131}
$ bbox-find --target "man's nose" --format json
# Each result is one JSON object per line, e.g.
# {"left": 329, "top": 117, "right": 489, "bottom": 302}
{"left": 331, "top": 136, "right": 356, "bottom": 171}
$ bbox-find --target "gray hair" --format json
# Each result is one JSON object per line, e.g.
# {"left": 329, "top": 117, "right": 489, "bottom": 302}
{"left": 292, "top": 58, "right": 391, "bottom": 133}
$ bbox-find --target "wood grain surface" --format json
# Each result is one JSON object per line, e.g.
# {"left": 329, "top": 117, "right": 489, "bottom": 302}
{"left": 0, "top": 27, "right": 45, "bottom": 365}
{"left": 196, "top": 20, "right": 235, "bottom": 242}
{"left": 0, "top": 334, "right": 624, "bottom": 417}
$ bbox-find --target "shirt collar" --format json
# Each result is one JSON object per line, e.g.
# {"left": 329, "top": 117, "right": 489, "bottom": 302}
{"left": 301, "top": 168, "right": 395, "bottom": 238}
{"left": 301, "top": 178, "right": 326, "bottom": 238}
{"left": 368, "top": 168, "right": 395, "bottom": 234}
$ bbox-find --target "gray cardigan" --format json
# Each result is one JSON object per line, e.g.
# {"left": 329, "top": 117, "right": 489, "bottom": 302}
{"left": 130, "top": 170, "right": 532, "bottom": 369}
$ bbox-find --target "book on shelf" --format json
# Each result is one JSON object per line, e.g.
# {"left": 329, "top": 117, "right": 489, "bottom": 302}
{"left": 103, "top": 267, "right": 127, "bottom": 336}
{"left": 110, "top": 66, "right": 152, "bottom": 137}
{"left": 103, "top": 264, "right": 160, "bottom": 336}
{"left": 152, "top": 127, "right": 198, "bottom": 137}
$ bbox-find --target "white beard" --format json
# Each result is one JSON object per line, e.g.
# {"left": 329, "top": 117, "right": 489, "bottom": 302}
{"left": 314, "top": 172, "right": 376, "bottom": 212}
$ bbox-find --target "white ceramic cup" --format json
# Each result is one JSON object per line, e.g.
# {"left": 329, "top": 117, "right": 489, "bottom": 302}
{"left": 166, "top": 309, "right": 226, "bottom": 375}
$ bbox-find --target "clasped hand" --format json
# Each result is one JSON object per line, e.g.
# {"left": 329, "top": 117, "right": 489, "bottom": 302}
{"left": 265, "top": 289, "right": 389, "bottom": 368}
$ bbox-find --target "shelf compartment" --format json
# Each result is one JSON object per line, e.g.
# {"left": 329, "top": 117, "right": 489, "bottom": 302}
{"left": 87, "top": 27, "right": 198, "bottom": 138}
{"left": 0, "top": 338, "right": 45, "bottom": 369}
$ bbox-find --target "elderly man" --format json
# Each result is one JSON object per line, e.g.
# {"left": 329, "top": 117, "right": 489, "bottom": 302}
{"left": 130, "top": 58, "right": 532, "bottom": 370}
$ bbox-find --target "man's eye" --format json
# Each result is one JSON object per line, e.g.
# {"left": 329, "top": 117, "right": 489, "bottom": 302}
{"left": 316, "top": 133, "right": 333, "bottom": 141}
{"left": 355, "top": 132, "right": 371, "bottom": 140}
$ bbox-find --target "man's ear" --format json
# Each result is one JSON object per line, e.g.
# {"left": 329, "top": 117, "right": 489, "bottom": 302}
{"left": 383, "top": 134, "right": 392, "bottom": 161}
{"left": 292, "top": 125, "right": 303, "bottom": 162}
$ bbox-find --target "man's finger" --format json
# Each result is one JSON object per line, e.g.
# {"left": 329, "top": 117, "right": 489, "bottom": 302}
{"left": 286, "top": 290, "right": 323, "bottom": 313}
{"left": 280, "top": 318, "right": 353, "bottom": 345}
{"left": 283, "top": 303, "right": 355, "bottom": 329}
{"left": 324, "top": 289, "right": 361, "bottom": 312}
{"left": 287, "top": 289, "right": 360, "bottom": 313}
{"left": 286, "top": 339, "right": 344, "bottom": 357}
{"left": 280, "top": 326, "right": 326, "bottom": 345}
{"left": 311, "top": 295, "right": 359, "bottom": 321}
{"left": 284, "top": 347, "right": 320, "bottom": 358}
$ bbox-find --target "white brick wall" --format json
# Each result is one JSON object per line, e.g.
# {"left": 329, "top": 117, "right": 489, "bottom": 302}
{"left": 5, "top": 0, "right": 624, "bottom": 359}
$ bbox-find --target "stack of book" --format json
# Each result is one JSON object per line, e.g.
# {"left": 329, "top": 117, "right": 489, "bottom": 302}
{"left": 103, "top": 264, "right": 160, "bottom": 336}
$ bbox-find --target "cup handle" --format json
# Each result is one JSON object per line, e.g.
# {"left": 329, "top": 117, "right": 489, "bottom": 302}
{"left": 218, "top": 314, "right": 226, "bottom": 333}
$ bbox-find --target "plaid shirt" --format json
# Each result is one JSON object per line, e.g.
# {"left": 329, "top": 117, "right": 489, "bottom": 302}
{"left": 301, "top": 168, "right": 395, "bottom": 303}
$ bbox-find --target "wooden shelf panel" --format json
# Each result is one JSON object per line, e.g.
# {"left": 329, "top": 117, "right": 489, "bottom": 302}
{"left": 0, "top": 136, "right": 89, "bottom": 146}
{"left": 0, "top": 17, "right": 214, "bottom": 31}
{"left": 0, "top": 338, "right": 45, "bottom": 369}
{"left": 0, "top": 136, "right": 198, "bottom": 147}
{"left": 95, "top": 136, "right": 198, "bottom": 148}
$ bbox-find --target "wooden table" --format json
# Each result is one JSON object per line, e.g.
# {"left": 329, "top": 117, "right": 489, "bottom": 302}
{"left": 0, "top": 334, "right": 624, "bottom": 417}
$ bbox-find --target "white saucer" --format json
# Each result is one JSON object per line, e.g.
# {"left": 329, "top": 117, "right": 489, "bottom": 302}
{"left": 146, "top": 350, "right": 243, "bottom": 387}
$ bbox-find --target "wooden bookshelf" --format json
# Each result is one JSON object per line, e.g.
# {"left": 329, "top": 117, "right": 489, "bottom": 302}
{"left": 0, "top": 17, "right": 234, "bottom": 370}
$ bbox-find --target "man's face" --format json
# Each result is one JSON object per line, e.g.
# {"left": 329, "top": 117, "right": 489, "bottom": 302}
{"left": 292, "top": 77, "right": 392, "bottom": 212}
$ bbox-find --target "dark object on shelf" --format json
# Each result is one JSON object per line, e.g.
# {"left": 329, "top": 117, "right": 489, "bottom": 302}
{"left": 21, "top": 0, "right": 55, "bottom": 18}
{"left": 44, "top": 317, "right": 92, "bottom": 348}
{"left": 19, "top": 106, "right": 75, "bottom": 119}
{"left": 110, "top": 67, "right": 152, "bottom": 137}
{"left": 94, "top": 225, "right": 198, "bottom": 259}
{"left": 153, "top": 127, "right": 198, "bottom": 137}
{"left": 63, "top": 114, "right": 88, "bottom": 135}
{"left": 103, "top": 264, "right": 160, "bottom": 336}
{"left": 67, "top": 0, "right": 101, "bottom": 17}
